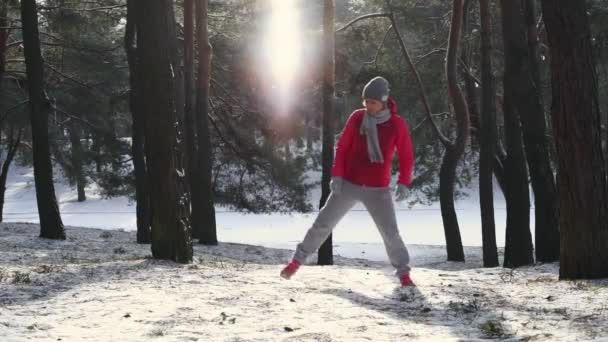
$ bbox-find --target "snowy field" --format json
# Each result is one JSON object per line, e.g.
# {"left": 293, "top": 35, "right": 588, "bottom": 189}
{"left": 2, "top": 166, "right": 608, "bottom": 341}
{"left": 1, "top": 165, "right": 522, "bottom": 263}
{"left": 1, "top": 223, "right": 608, "bottom": 341}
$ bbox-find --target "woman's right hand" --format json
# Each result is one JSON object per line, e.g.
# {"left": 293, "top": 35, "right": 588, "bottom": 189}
{"left": 330, "top": 177, "right": 343, "bottom": 195}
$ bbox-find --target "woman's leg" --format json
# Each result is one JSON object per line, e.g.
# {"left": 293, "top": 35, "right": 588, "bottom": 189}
{"left": 293, "top": 190, "right": 357, "bottom": 263}
{"left": 361, "top": 189, "right": 411, "bottom": 276}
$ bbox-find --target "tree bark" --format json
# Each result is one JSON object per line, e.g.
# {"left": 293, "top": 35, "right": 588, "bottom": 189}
{"left": 125, "top": 0, "right": 150, "bottom": 244}
{"left": 541, "top": 0, "right": 608, "bottom": 279}
{"left": 0, "top": 1, "right": 8, "bottom": 93}
{"left": 166, "top": 0, "right": 192, "bottom": 255}
{"left": 441, "top": 0, "right": 469, "bottom": 262}
{"left": 20, "top": 0, "right": 65, "bottom": 240}
{"left": 503, "top": 0, "right": 559, "bottom": 264}
{"left": 0, "top": 127, "right": 22, "bottom": 222}
{"left": 318, "top": 0, "right": 336, "bottom": 266}
{"left": 500, "top": 0, "right": 535, "bottom": 268}
{"left": 461, "top": 0, "right": 480, "bottom": 138}
{"left": 305, "top": 113, "right": 313, "bottom": 152}
{"left": 68, "top": 122, "right": 86, "bottom": 202}
{"left": 91, "top": 132, "right": 103, "bottom": 174}
{"left": 523, "top": 0, "right": 559, "bottom": 263}
{"left": 478, "top": 0, "right": 499, "bottom": 268}
{"left": 501, "top": 0, "right": 540, "bottom": 267}
{"left": 183, "top": 0, "right": 202, "bottom": 240}
{"left": 195, "top": 0, "right": 218, "bottom": 245}
{"left": 136, "top": 0, "right": 192, "bottom": 262}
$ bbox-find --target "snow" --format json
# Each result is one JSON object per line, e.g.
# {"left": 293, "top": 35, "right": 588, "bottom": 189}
{"left": 1, "top": 223, "right": 608, "bottom": 341}
{"left": 2, "top": 165, "right": 523, "bottom": 263}
{"left": 2, "top": 165, "right": 607, "bottom": 341}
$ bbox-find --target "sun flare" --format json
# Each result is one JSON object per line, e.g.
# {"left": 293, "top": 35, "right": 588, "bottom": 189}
{"left": 266, "top": 0, "right": 301, "bottom": 89}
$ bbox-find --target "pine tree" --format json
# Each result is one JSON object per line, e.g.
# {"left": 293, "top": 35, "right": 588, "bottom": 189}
{"left": 20, "top": 0, "right": 65, "bottom": 239}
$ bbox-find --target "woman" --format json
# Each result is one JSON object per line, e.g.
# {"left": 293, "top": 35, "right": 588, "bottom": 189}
{"left": 280, "top": 76, "right": 415, "bottom": 286}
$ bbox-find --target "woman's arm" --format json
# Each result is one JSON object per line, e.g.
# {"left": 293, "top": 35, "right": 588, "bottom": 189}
{"left": 396, "top": 117, "right": 415, "bottom": 186}
{"left": 331, "top": 110, "right": 361, "bottom": 177}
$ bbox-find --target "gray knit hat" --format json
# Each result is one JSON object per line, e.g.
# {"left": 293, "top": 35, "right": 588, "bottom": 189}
{"left": 362, "top": 76, "right": 390, "bottom": 103}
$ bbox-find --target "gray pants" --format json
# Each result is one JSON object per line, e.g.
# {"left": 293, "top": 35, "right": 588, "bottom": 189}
{"left": 293, "top": 180, "right": 411, "bottom": 276}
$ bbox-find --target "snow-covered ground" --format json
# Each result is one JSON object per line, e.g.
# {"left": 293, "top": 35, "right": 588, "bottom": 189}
{"left": 2, "top": 165, "right": 607, "bottom": 341}
{"left": 2, "top": 165, "right": 522, "bottom": 263}
{"left": 1, "top": 222, "right": 607, "bottom": 342}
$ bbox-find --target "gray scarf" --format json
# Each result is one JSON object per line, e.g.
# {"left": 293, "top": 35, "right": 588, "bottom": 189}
{"left": 359, "top": 109, "right": 391, "bottom": 163}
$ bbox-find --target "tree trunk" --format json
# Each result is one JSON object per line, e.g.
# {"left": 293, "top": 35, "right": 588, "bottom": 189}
{"left": 183, "top": 0, "right": 202, "bottom": 240}
{"left": 540, "top": 0, "right": 608, "bottom": 279}
{"left": 440, "top": 0, "right": 469, "bottom": 262}
{"left": 503, "top": 0, "right": 559, "bottom": 264}
{"left": 20, "top": 0, "right": 65, "bottom": 240}
{"left": 0, "top": 127, "right": 22, "bottom": 222}
{"left": 478, "top": 0, "right": 499, "bottom": 268}
{"left": 136, "top": 0, "right": 192, "bottom": 263}
{"left": 68, "top": 122, "right": 86, "bottom": 202}
{"left": 305, "top": 113, "right": 313, "bottom": 152}
{"left": 524, "top": 0, "right": 560, "bottom": 263}
{"left": 318, "top": 0, "right": 336, "bottom": 266}
{"left": 125, "top": 0, "right": 150, "bottom": 244}
{"left": 195, "top": 0, "right": 218, "bottom": 245}
{"left": 0, "top": 1, "right": 8, "bottom": 93}
{"left": 461, "top": 0, "right": 480, "bottom": 140}
{"left": 439, "top": 146, "right": 465, "bottom": 262}
{"left": 167, "top": 0, "right": 191, "bottom": 254}
{"left": 91, "top": 132, "right": 103, "bottom": 173}
{"left": 500, "top": 0, "right": 539, "bottom": 268}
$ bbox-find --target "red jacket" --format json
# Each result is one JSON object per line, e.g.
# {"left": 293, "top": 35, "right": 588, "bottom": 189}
{"left": 331, "top": 97, "right": 414, "bottom": 187}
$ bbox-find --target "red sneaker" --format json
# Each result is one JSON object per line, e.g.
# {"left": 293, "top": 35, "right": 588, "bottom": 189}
{"left": 280, "top": 259, "right": 301, "bottom": 280}
{"left": 400, "top": 272, "right": 415, "bottom": 287}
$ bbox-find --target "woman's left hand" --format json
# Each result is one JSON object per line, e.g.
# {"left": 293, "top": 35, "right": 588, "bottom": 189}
{"left": 395, "top": 184, "right": 408, "bottom": 202}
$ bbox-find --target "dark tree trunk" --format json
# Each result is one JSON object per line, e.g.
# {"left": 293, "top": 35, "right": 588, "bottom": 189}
{"left": 167, "top": 0, "right": 191, "bottom": 254}
{"left": 183, "top": 0, "right": 202, "bottom": 240}
{"left": 494, "top": 142, "right": 508, "bottom": 193}
{"left": 91, "top": 132, "right": 103, "bottom": 173}
{"left": 68, "top": 122, "right": 86, "bottom": 202}
{"left": 478, "top": 0, "right": 499, "bottom": 268}
{"left": 524, "top": 0, "right": 559, "bottom": 263}
{"left": 461, "top": 0, "right": 480, "bottom": 139}
{"left": 440, "top": 0, "right": 469, "bottom": 262}
{"left": 0, "top": 127, "right": 22, "bottom": 222}
{"left": 136, "top": 0, "right": 192, "bottom": 263}
{"left": 503, "top": 0, "right": 559, "bottom": 264}
{"left": 195, "top": 0, "right": 218, "bottom": 245}
{"left": 20, "top": 0, "right": 65, "bottom": 240}
{"left": 501, "top": 97, "right": 534, "bottom": 268}
{"left": 125, "top": 0, "right": 150, "bottom": 244}
{"left": 541, "top": 0, "right": 608, "bottom": 279}
{"left": 318, "top": 0, "right": 336, "bottom": 266}
{"left": 500, "top": 0, "right": 539, "bottom": 268}
{"left": 305, "top": 113, "right": 313, "bottom": 152}
{"left": 0, "top": 1, "right": 8, "bottom": 90}
{"left": 439, "top": 146, "right": 465, "bottom": 262}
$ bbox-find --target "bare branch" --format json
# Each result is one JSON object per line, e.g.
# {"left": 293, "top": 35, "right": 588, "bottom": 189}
{"left": 387, "top": 13, "right": 452, "bottom": 146}
{"left": 336, "top": 13, "right": 389, "bottom": 33}
{"left": 51, "top": 105, "right": 104, "bottom": 132}
{"left": 5, "top": 58, "right": 25, "bottom": 63}
{"left": 362, "top": 24, "right": 393, "bottom": 67}
{"left": 44, "top": 62, "right": 102, "bottom": 94}
{"left": 39, "top": 4, "right": 126, "bottom": 12}
{"left": 0, "top": 100, "right": 29, "bottom": 123}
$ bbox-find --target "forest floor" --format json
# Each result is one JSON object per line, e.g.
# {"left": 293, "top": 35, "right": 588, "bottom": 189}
{"left": 1, "top": 222, "right": 607, "bottom": 341}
